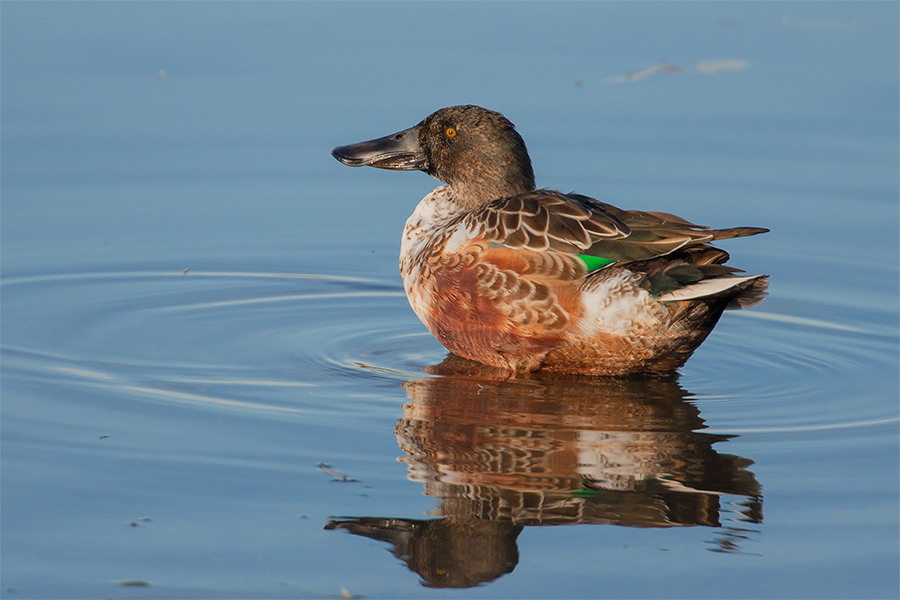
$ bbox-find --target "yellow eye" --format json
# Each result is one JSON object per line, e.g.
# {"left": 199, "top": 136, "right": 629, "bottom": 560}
{"left": 445, "top": 127, "right": 457, "bottom": 137}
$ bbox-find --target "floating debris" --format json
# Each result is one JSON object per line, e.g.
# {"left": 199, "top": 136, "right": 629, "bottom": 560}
{"left": 337, "top": 586, "right": 366, "bottom": 599}
{"left": 318, "top": 463, "right": 359, "bottom": 483}
{"left": 605, "top": 62, "right": 684, "bottom": 84}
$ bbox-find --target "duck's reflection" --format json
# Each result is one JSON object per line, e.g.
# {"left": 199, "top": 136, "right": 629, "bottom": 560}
{"left": 326, "top": 356, "right": 762, "bottom": 588}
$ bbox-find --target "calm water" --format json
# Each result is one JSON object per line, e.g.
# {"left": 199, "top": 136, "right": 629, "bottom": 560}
{"left": 2, "top": 2, "right": 898, "bottom": 598}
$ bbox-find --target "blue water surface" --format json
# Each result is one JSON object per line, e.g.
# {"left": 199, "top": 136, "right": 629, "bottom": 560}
{"left": 2, "top": 2, "right": 898, "bottom": 598}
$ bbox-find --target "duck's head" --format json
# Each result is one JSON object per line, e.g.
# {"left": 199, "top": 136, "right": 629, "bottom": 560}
{"left": 332, "top": 105, "right": 536, "bottom": 209}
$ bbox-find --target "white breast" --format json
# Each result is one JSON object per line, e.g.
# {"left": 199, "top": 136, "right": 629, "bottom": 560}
{"left": 399, "top": 186, "right": 469, "bottom": 323}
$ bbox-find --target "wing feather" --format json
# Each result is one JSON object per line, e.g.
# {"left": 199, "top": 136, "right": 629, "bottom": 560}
{"left": 463, "top": 189, "right": 767, "bottom": 265}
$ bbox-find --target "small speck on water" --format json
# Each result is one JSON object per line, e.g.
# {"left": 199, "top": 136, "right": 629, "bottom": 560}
{"left": 117, "top": 580, "right": 151, "bottom": 587}
{"left": 341, "top": 586, "right": 362, "bottom": 599}
{"left": 318, "top": 462, "right": 359, "bottom": 482}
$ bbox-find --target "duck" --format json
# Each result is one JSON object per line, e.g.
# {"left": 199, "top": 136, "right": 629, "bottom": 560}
{"left": 332, "top": 105, "right": 768, "bottom": 377}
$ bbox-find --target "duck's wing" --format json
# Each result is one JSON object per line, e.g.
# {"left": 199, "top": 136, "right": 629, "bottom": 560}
{"left": 465, "top": 190, "right": 768, "bottom": 263}
{"left": 463, "top": 190, "right": 628, "bottom": 255}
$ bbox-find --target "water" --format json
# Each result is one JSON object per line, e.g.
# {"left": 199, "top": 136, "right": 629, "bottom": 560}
{"left": 2, "top": 3, "right": 898, "bottom": 598}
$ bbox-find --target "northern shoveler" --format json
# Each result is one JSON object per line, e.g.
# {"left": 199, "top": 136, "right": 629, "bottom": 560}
{"left": 332, "top": 105, "right": 768, "bottom": 376}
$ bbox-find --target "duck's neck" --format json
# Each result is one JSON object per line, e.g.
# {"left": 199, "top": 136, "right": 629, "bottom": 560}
{"left": 451, "top": 175, "right": 534, "bottom": 211}
{"left": 443, "top": 134, "right": 536, "bottom": 210}
{"left": 448, "top": 164, "right": 534, "bottom": 211}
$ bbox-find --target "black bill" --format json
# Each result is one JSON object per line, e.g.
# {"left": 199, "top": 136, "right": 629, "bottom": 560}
{"left": 331, "top": 125, "right": 426, "bottom": 171}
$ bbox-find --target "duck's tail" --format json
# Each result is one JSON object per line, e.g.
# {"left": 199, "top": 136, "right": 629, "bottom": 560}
{"left": 708, "top": 226, "right": 770, "bottom": 241}
{"left": 630, "top": 241, "right": 769, "bottom": 309}
{"left": 658, "top": 273, "right": 769, "bottom": 309}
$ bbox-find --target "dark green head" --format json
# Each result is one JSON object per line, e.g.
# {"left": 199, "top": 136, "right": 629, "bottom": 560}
{"left": 332, "top": 105, "right": 536, "bottom": 209}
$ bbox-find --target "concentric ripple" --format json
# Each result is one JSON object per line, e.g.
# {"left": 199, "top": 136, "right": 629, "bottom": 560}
{"left": 2, "top": 265, "right": 897, "bottom": 436}
{"left": 1, "top": 267, "right": 442, "bottom": 426}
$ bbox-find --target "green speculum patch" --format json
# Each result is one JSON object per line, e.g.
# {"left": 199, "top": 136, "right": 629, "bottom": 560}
{"left": 578, "top": 254, "right": 616, "bottom": 272}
